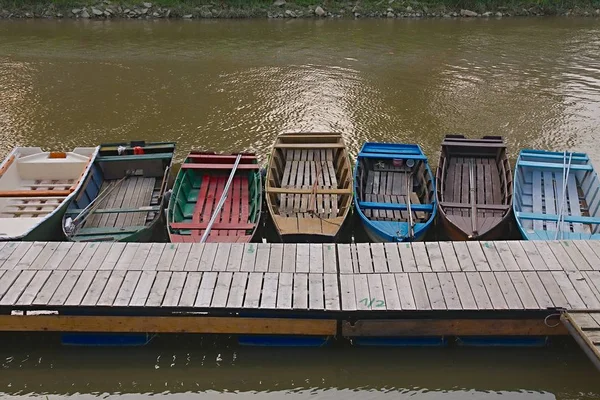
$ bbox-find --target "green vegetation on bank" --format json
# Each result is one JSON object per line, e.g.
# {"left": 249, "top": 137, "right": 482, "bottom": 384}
{"left": 0, "top": 0, "right": 599, "bottom": 18}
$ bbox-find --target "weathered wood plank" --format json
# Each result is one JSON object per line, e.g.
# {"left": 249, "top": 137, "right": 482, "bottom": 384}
{"left": 162, "top": 271, "right": 187, "bottom": 307}
{"left": 80, "top": 270, "right": 109, "bottom": 306}
{"left": 145, "top": 271, "right": 171, "bottom": 307}
{"left": 437, "top": 272, "right": 462, "bottom": 310}
{"left": 308, "top": 274, "right": 325, "bottom": 310}
{"left": 239, "top": 243, "right": 256, "bottom": 272}
{"left": 309, "top": 244, "right": 324, "bottom": 273}
{"left": 412, "top": 242, "right": 432, "bottom": 272}
{"left": 409, "top": 273, "right": 430, "bottom": 310}
{"left": 337, "top": 244, "right": 354, "bottom": 274}
{"left": 268, "top": 244, "right": 284, "bottom": 272}
{"left": 211, "top": 272, "right": 234, "bottom": 308}
{"left": 423, "top": 273, "right": 445, "bottom": 310}
{"left": 323, "top": 244, "right": 337, "bottom": 273}
{"left": 398, "top": 243, "right": 417, "bottom": 272}
{"left": 426, "top": 242, "right": 446, "bottom": 272}
{"left": 184, "top": 243, "right": 205, "bottom": 271}
{"left": 254, "top": 243, "right": 270, "bottom": 272}
{"left": 99, "top": 243, "right": 127, "bottom": 271}
{"left": 522, "top": 272, "right": 553, "bottom": 309}
{"left": 354, "top": 274, "right": 371, "bottom": 310}
{"left": 493, "top": 272, "right": 523, "bottom": 309}
{"left": 480, "top": 272, "right": 508, "bottom": 309}
{"left": 129, "top": 243, "right": 152, "bottom": 270}
{"left": 339, "top": 273, "right": 356, "bottom": 310}
{"left": 0, "top": 270, "right": 35, "bottom": 305}
{"left": 395, "top": 273, "right": 416, "bottom": 310}
{"left": 243, "top": 272, "right": 263, "bottom": 308}
{"left": 551, "top": 271, "right": 585, "bottom": 309}
{"left": 48, "top": 270, "right": 81, "bottom": 305}
{"left": 323, "top": 273, "right": 339, "bottom": 310}
{"left": 113, "top": 270, "right": 142, "bottom": 306}
{"left": 171, "top": 243, "right": 192, "bottom": 271}
{"left": 282, "top": 243, "right": 296, "bottom": 273}
{"left": 453, "top": 242, "right": 476, "bottom": 271}
{"left": 465, "top": 272, "right": 493, "bottom": 309}
{"left": 366, "top": 274, "right": 386, "bottom": 310}
{"left": 537, "top": 271, "right": 568, "bottom": 308}
{"left": 2, "top": 242, "right": 33, "bottom": 270}
{"left": 195, "top": 271, "right": 217, "bottom": 307}
{"left": 15, "top": 270, "right": 52, "bottom": 306}
{"left": 494, "top": 241, "right": 520, "bottom": 271}
{"left": 384, "top": 243, "right": 403, "bottom": 272}
{"left": 64, "top": 270, "right": 97, "bottom": 306}
{"left": 97, "top": 270, "right": 127, "bottom": 306}
{"left": 507, "top": 271, "right": 538, "bottom": 309}
{"left": 451, "top": 273, "right": 477, "bottom": 310}
{"left": 480, "top": 242, "right": 505, "bottom": 271}
{"left": 212, "top": 244, "right": 232, "bottom": 272}
{"left": 466, "top": 242, "right": 490, "bottom": 271}
{"left": 179, "top": 272, "right": 202, "bottom": 307}
{"left": 292, "top": 273, "right": 308, "bottom": 309}
{"left": 276, "top": 272, "right": 293, "bottom": 309}
{"left": 439, "top": 241, "right": 461, "bottom": 271}
{"left": 129, "top": 271, "right": 157, "bottom": 306}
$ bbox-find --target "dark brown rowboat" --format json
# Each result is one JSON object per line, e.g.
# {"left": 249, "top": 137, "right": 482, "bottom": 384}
{"left": 435, "top": 135, "right": 513, "bottom": 240}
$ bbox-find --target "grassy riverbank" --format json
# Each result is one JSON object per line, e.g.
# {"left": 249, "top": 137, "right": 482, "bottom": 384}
{"left": 0, "top": 0, "right": 599, "bottom": 19}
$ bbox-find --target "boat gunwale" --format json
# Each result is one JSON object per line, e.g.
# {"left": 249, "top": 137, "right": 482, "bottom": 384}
{"left": 265, "top": 132, "right": 352, "bottom": 241}
{"left": 353, "top": 141, "right": 437, "bottom": 242}
{"left": 435, "top": 135, "right": 513, "bottom": 240}
{"left": 167, "top": 151, "right": 262, "bottom": 243}
{"left": 0, "top": 146, "right": 100, "bottom": 241}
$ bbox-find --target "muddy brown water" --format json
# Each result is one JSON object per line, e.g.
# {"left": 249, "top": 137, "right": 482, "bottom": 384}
{"left": 1, "top": 18, "right": 600, "bottom": 399}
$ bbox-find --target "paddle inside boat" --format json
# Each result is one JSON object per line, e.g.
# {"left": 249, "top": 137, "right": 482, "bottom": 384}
{"left": 354, "top": 142, "right": 436, "bottom": 242}
{"left": 265, "top": 133, "right": 353, "bottom": 242}
{"left": 63, "top": 141, "right": 175, "bottom": 242}
{"left": 0, "top": 147, "right": 97, "bottom": 241}
{"left": 436, "top": 135, "right": 513, "bottom": 240}
{"left": 167, "top": 152, "right": 261, "bottom": 243}
{"left": 514, "top": 149, "right": 600, "bottom": 240}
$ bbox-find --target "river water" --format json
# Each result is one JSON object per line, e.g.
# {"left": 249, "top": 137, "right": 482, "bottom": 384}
{"left": 1, "top": 18, "right": 600, "bottom": 399}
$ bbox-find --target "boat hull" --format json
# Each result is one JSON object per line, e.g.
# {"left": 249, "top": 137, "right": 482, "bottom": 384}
{"left": 362, "top": 222, "right": 427, "bottom": 243}
{"left": 438, "top": 209, "right": 513, "bottom": 241}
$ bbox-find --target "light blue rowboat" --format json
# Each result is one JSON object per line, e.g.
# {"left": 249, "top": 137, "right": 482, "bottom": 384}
{"left": 353, "top": 142, "right": 437, "bottom": 242}
{"left": 513, "top": 149, "right": 600, "bottom": 240}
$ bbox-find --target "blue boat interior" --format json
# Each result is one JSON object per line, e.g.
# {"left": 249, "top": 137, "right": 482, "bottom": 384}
{"left": 63, "top": 141, "right": 176, "bottom": 242}
{"left": 513, "top": 149, "right": 600, "bottom": 240}
{"left": 354, "top": 143, "right": 436, "bottom": 242}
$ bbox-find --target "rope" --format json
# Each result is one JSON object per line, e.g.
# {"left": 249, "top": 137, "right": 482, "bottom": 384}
{"left": 544, "top": 313, "right": 562, "bottom": 328}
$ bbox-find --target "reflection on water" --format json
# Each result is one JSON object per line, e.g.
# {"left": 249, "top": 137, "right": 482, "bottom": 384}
{"left": 1, "top": 18, "right": 600, "bottom": 164}
{"left": 0, "top": 334, "right": 599, "bottom": 399}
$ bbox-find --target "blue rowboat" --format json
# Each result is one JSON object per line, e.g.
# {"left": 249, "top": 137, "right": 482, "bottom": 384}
{"left": 513, "top": 149, "right": 600, "bottom": 240}
{"left": 353, "top": 142, "right": 436, "bottom": 242}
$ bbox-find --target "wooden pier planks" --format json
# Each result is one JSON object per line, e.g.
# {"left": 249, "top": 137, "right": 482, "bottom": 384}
{"left": 3, "top": 241, "right": 600, "bottom": 313}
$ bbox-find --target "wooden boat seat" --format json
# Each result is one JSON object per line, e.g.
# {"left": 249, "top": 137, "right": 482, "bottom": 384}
{"left": 181, "top": 163, "right": 259, "bottom": 170}
{"left": 519, "top": 160, "right": 593, "bottom": 171}
{"left": 358, "top": 201, "right": 433, "bottom": 212}
{"left": 170, "top": 222, "right": 254, "bottom": 230}
{"left": 440, "top": 202, "right": 510, "bottom": 210}
{"left": 516, "top": 212, "right": 600, "bottom": 225}
{"left": 0, "top": 189, "right": 71, "bottom": 197}
{"left": 96, "top": 153, "right": 174, "bottom": 162}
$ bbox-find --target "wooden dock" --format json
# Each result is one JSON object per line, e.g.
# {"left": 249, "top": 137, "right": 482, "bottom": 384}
{"left": 3, "top": 240, "right": 600, "bottom": 368}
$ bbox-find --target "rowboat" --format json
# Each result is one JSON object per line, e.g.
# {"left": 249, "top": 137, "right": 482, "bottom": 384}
{"left": 265, "top": 133, "right": 352, "bottom": 242}
{"left": 63, "top": 141, "right": 175, "bottom": 242}
{"left": 0, "top": 146, "right": 97, "bottom": 241}
{"left": 167, "top": 151, "right": 261, "bottom": 243}
{"left": 354, "top": 142, "right": 436, "bottom": 242}
{"left": 513, "top": 149, "right": 600, "bottom": 240}
{"left": 436, "top": 135, "right": 513, "bottom": 240}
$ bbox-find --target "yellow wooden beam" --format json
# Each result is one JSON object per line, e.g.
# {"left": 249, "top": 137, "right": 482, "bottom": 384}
{"left": 0, "top": 315, "right": 337, "bottom": 336}
{"left": 342, "top": 319, "right": 568, "bottom": 337}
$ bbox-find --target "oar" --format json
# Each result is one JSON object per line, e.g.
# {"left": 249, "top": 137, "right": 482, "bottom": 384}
{"left": 469, "top": 158, "right": 478, "bottom": 238}
{"left": 200, "top": 154, "right": 242, "bottom": 243}
{"left": 406, "top": 171, "right": 414, "bottom": 239}
{"left": 555, "top": 151, "right": 573, "bottom": 240}
{"left": 66, "top": 174, "right": 131, "bottom": 237}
